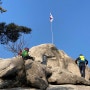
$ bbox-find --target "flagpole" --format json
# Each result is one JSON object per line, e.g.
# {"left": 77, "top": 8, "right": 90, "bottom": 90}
{"left": 50, "top": 22, "right": 53, "bottom": 44}
{"left": 50, "top": 12, "right": 54, "bottom": 44}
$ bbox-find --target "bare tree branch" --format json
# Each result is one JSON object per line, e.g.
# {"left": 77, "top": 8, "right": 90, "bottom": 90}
{"left": 4, "top": 36, "right": 28, "bottom": 56}
{"left": 0, "top": 0, "right": 7, "bottom": 13}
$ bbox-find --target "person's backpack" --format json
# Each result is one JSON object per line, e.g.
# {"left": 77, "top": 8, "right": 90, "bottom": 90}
{"left": 18, "top": 50, "right": 22, "bottom": 55}
{"left": 21, "top": 49, "right": 29, "bottom": 57}
{"left": 79, "top": 56, "right": 85, "bottom": 61}
{"left": 79, "top": 55, "right": 86, "bottom": 64}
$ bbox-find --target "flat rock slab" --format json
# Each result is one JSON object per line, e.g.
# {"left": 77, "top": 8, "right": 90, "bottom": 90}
{"left": 2, "top": 85, "right": 90, "bottom": 90}
{"left": 47, "top": 85, "right": 90, "bottom": 90}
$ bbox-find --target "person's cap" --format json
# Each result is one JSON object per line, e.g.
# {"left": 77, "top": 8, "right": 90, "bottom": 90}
{"left": 79, "top": 54, "right": 83, "bottom": 56}
{"left": 24, "top": 48, "right": 29, "bottom": 51}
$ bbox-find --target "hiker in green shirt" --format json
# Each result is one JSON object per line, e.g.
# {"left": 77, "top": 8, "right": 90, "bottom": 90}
{"left": 18, "top": 48, "right": 34, "bottom": 60}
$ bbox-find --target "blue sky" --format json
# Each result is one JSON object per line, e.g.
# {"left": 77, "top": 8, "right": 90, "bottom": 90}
{"left": 0, "top": 0, "right": 90, "bottom": 66}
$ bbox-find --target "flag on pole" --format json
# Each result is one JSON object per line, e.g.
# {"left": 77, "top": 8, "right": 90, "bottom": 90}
{"left": 50, "top": 13, "right": 53, "bottom": 22}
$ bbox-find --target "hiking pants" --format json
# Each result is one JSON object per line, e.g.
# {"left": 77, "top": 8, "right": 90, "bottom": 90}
{"left": 79, "top": 63, "right": 86, "bottom": 78}
{"left": 23, "top": 56, "right": 34, "bottom": 60}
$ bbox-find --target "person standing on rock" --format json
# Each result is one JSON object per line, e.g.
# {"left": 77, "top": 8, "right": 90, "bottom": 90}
{"left": 75, "top": 54, "right": 88, "bottom": 78}
{"left": 41, "top": 54, "right": 48, "bottom": 65}
{"left": 41, "top": 54, "right": 54, "bottom": 65}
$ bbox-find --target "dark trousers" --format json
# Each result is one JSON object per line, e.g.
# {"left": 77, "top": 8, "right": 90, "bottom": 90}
{"left": 23, "top": 56, "right": 34, "bottom": 60}
{"left": 79, "top": 63, "right": 86, "bottom": 78}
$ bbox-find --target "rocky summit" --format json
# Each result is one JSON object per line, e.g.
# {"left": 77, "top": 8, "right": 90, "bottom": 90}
{"left": 0, "top": 44, "right": 90, "bottom": 90}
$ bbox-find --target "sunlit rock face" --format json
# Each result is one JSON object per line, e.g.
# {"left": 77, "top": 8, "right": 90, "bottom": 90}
{"left": 29, "top": 44, "right": 90, "bottom": 81}
{"left": 0, "top": 43, "right": 89, "bottom": 89}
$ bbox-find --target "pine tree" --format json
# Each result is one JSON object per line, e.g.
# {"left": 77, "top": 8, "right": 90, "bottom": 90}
{"left": 0, "top": 22, "right": 32, "bottom": 44}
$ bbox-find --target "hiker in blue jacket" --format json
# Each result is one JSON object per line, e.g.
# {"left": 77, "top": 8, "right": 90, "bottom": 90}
{"left": 75, "top": 54, "right": 88, "bottom": 78}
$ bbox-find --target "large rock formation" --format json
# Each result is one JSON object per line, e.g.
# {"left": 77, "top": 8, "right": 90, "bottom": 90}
{"left": 25, "top": 60, "right": 52, "bottom": 90}
{"left": 29, "top": 44, "right": 90, "bottom": 81}
{"left": 0, "top": 56, "right": 26, "bottom": 88}
{"left": 0, "top": 43, "right": 90, "bottom": 90}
